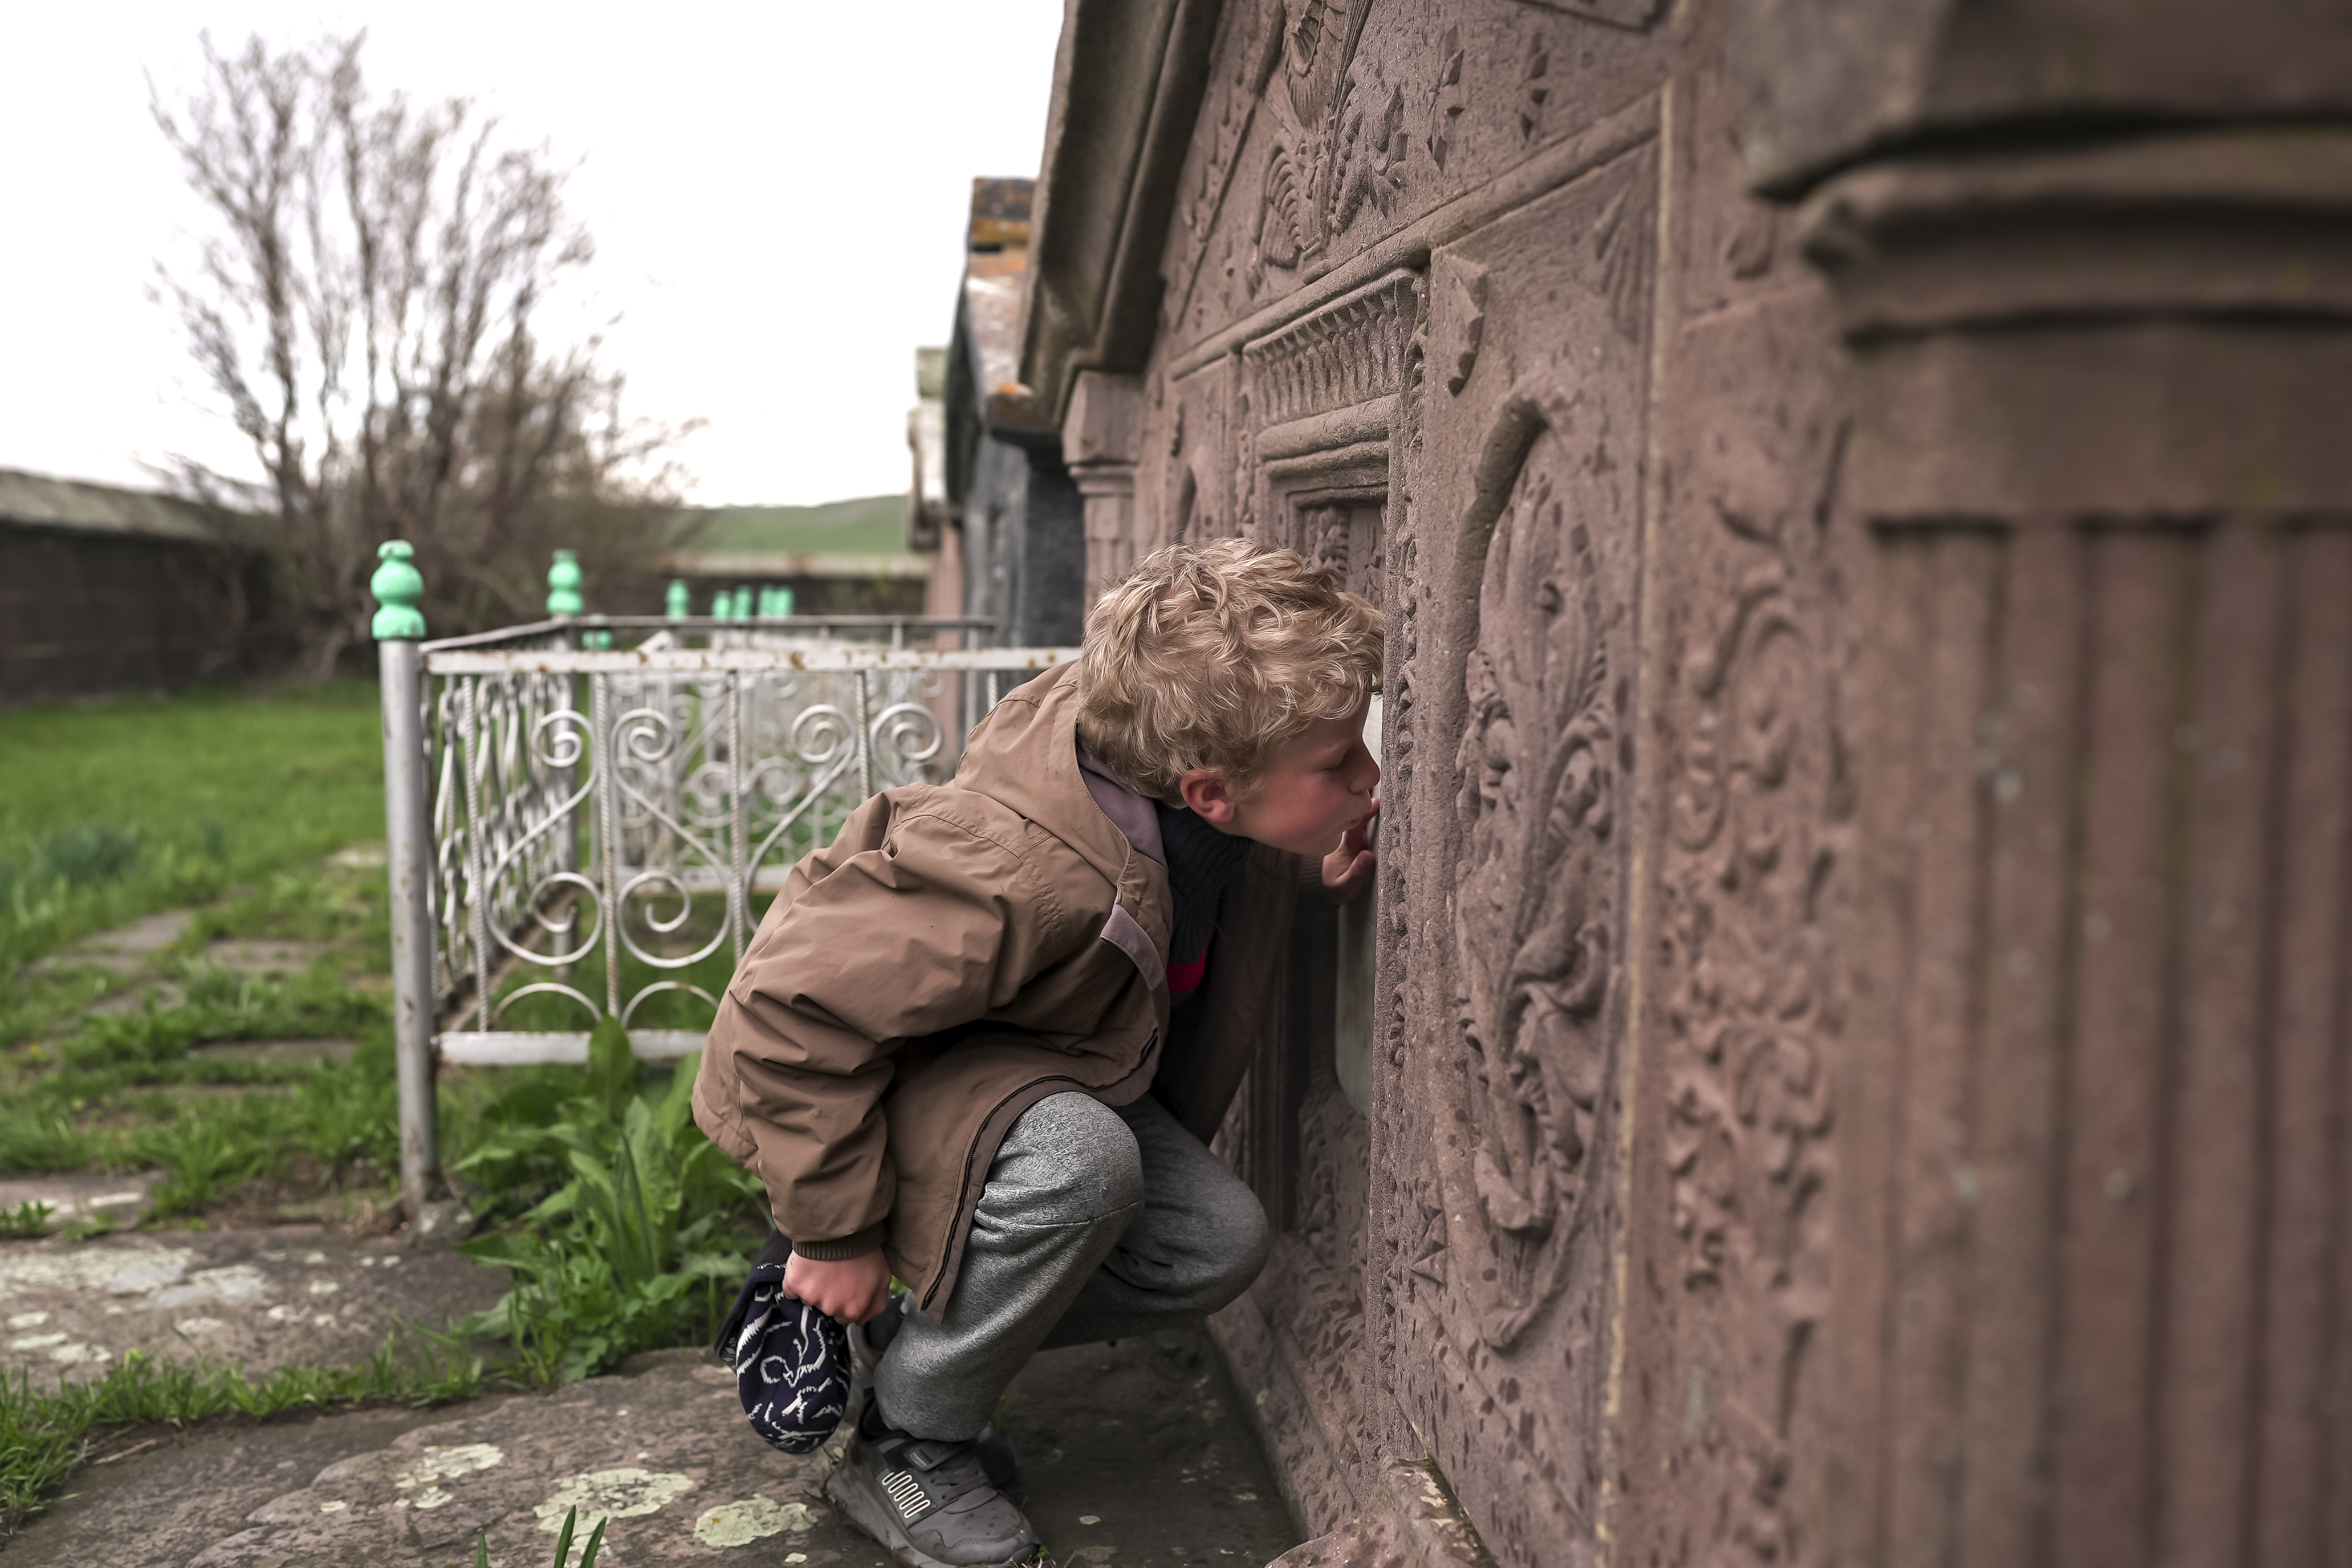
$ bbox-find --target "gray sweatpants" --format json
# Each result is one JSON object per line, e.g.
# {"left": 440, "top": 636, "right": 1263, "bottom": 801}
{"left": 872, "top": 1091, "right": 1269, "bottom": 1440}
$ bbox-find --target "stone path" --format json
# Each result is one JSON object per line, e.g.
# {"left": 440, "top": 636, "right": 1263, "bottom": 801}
{"left": 2, "top": 882, "right": 1306, "bottom": 1564}
{"left": 5, "top": 1308, "right": 1300, "bottom": 1566}
{"left": 0, "top": 1227, "right": 503, "bottom": 1395}
{"left": 31, "top": 861, "right": 380, "bottom": 1027}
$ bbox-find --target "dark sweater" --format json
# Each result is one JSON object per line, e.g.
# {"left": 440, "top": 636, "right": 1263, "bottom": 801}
{"left": 1154, "top": 802, "right": 1254, "bottom": 998}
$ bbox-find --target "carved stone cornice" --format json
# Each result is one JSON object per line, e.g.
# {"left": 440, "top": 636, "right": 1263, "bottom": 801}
{"left": 1800, "top": 127, "right": 2352, "bottom": 339}
{"left": 1243, "top": 270, "right": 1421, "bottom": 428}
{"left": 1728, "top": 0, "right": 2352, "bottom": 197}
{"left": 1797, "top": 126, "right": 2352, "bottom": 522}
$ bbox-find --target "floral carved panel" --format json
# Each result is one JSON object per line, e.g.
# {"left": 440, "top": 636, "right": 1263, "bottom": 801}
{"left": 1612, "top": 272, "right": 1852, "bottom": 1567}
{"left": 1381, "top": 142, "right": 1654, "bottom": 1568}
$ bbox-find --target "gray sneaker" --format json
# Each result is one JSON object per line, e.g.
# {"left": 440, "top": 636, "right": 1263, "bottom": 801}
{"left": 823, "top": 1395, "right": 1040, "bottom": 1568}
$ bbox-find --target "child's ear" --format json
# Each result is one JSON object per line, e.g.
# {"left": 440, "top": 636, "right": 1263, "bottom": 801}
{"left": 1179, "top": 768, "right": 1239, "bottom": 826}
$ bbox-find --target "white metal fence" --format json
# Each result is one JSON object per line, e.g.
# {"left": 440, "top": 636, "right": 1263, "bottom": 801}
{"left": 376, "top": 610, "right": 1077, "bottom": 1215}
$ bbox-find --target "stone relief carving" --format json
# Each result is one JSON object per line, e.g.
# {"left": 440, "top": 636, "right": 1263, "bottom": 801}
{"left": 1435, "top": 258, "right": 1490, "bottom": 397}
{"left": 1516, "top": 31, "right": 1552, "bottom": 145}
{"left": 1425, "top": 27, "right": 1467, "bottom": 173}
{"left": 1298, "top": 1073, "right": 1372, "bottom": 1288}
{"left": 1243, "top": 271, "right": 1419, "bottom": 428}
{"left": 1170, "top": 0, "right": 1668, "bottom": 336}
{"left": 1169, "top": 0, "right": 1289, "bottom": 336}
{"left": 1388, "top": 367, "right": 1639, "bottom": 1561}
{"left": 1303, "top": 503, "right": 1352, "bottom": 578}
{"left": 1657, "top": 451, "right": 1850, "bottom": 1564}
{"left": 1258, "top": 144, "right": 1312, "bottom": 273}
{"left": 1435, "top": 383, "right": 1627, "bottom": 1354}
{"left": 1328, "top": 71, "right": 1409, "bottom": 238}
{"left": 1590, "top": 181, "right": 1657, "bottom": 344}
{"left": 1242, "top": 0, "right": 1381, "bottom": 293}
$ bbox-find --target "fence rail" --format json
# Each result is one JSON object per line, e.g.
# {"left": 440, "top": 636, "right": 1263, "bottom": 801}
{"left": 372, "top": 561, "right": 1076, "bottom": 1215}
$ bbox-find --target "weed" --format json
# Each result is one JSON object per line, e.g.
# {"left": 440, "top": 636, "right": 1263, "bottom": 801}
{"left": 0, "top": 1110, "right": 96, "bottom": 1175}
{"left": 487, "top": 1504, "right": 605, "bottom": 1568}
{"left": 143, "top": 1114, "right": 273, "bottom": 1221}
{"left": 35, "top": 822, "right": 144, "bottom": 889}
{"left": 455, "top": 1021, "right": 762, "bottom": 1386}
{"left": 0, "top": 1199, "right": 54, "bottom": 1239}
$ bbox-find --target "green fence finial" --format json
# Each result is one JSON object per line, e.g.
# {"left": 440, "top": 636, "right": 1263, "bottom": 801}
{"left": 666, "top": 579, "right": 690, "bottom": 619}
{"left": 773, "top": 584, "right": 796, "bottom": 618}
{"left": 547, "top": 549, "right": 585, "bottom": 618}
{"left": 733, "top": 585, "right": 755, "bottom": 620}
{"left": 371, "top": 541, "right": 426, "bottom": 640}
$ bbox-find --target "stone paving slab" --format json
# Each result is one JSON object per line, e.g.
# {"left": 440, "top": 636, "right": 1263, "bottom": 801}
{"left": 189, "top": 1038, "right": 361, "bottom": 1065}
{"left": 200, "top": 938, "right": 342, "bottom": 978}
{"left": 0, "top": 1229, "right": 506, "bottom": 1393}
{"left": 29, "top": 911, "right": 194, "bottom": 975}
{"left": 5, "top": 1327, "right": 1304, "bottom": 1567}
{"left": 0, "top": 1171, "right": 159, "bottom": 1232}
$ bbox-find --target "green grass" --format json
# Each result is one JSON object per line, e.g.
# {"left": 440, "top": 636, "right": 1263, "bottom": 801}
{"left": 0, "top": 1324, "right": 487, "bottom": 1533}
{"left": 671, "top": 494, "right": 907, "bottom": 557}
{"left": 0, "top": 680, "right": 770, "bottom": 1536}
{"left": 0, "top": 679, "right": 384, "bottom": 972}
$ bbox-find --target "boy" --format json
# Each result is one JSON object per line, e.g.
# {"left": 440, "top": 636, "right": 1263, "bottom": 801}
{"left": 694, "top": 539, "right": 1382, "bottom": 1566}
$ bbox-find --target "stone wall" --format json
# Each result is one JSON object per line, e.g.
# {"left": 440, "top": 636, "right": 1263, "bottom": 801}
{"left": 1010, "top": 3, "right": 2352, "bottom": 1563}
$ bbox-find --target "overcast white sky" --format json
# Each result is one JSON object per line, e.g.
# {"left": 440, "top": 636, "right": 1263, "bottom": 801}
{"left": 0, "top": 3, "right": 1067, "bottom": 506}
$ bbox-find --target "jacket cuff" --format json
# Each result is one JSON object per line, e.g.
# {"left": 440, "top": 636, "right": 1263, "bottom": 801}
{"left": 788, "top": 1224, "right": 887, "bottom": 1261}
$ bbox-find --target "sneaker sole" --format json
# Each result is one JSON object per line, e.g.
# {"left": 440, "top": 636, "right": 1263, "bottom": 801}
{"left": 821, "top": 1465, "right": 1033, "bottom": 1568}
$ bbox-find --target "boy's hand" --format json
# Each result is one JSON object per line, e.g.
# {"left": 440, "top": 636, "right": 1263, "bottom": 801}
{"left": 1322, "top": 800, "right": 1378, "bottom": 903}
{"left": 783, "top": 1248, "right": 894, "bottom": 1324}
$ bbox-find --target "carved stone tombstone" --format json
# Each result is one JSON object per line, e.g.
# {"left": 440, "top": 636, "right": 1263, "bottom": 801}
{"left": 1004, "top": 0, "right": 2352, "bottom": 1563}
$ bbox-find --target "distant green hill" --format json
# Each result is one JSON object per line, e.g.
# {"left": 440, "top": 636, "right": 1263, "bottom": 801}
{"left": 672, "top": 495, "right": 907, "bottom": 557}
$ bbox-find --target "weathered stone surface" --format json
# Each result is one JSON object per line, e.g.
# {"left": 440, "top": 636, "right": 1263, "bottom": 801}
{"left": 1007, "top": 2, "right": 2352, "bottom": 1565}
{"left": 0, "top": 1171, "right": 158, "bottom": 1233}
{"left": 6, "top": 1359, "right": 840, "bottom": 1568}
{"left": 6, "top": 1323, "right": 1301, "bottom": 1567}
{"left": 0, "top": 1228, "right": 503, "bottom": 1394}
{"left": 31, "top": 909, "right": 193, "bottom": 974}
{"left": 1263, "top": 1461, "right": 1487, "bottom": 1568}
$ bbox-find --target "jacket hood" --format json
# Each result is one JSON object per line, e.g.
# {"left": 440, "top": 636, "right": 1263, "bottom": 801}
{"left": 951, "top": 662, "right": 1137, "bottom": 889}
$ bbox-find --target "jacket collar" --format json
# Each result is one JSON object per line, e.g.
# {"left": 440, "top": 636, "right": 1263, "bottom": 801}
{"left": 1077, "top": 746, "right": 1165, "bottom": 866}
{"left": 953, "top": 662, "right": 1160, "bottom": 889}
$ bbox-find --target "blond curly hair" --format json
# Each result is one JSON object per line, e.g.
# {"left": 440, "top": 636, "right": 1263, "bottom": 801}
{"left": 1076, "top": 538, "right": 1384, "bottom": 801}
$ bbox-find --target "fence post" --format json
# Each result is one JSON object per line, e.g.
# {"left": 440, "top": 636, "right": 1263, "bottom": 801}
{"left": 371, "top": 542, "right": 440, "bottom": 1224}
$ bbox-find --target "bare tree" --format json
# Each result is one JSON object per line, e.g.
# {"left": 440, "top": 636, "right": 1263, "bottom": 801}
{"left": 153, "top": 32, "right": 695, "bottom": 675}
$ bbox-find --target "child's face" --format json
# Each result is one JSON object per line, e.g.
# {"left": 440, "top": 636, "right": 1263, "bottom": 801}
{"left": 1182, "top": 703, "right": 1380, "bottom": 857}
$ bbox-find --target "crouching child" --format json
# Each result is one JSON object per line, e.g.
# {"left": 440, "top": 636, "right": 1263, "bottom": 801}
{"left": 694, "top": 539, "right": 1382, "bottom": 1567}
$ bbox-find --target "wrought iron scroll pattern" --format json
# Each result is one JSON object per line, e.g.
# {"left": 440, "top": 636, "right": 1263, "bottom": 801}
{"left": 425, "top": 650, "right": 980, "bottom": 1038}
{"left": 1446, "top": 438, "right": 1622, "bottom": 1353}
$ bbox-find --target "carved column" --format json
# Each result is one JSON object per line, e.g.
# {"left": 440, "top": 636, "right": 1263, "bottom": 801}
{"left": 1804, "top": 127, "right": 2352, "bottom": 1568}
{"left": 1063, "top": 370, "right": 1144, "bottom": 605}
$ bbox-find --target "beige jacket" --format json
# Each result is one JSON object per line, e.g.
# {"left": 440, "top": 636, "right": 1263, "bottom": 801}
{"left": 692, "top": 661, "right": 1302, "bottom": 1317}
